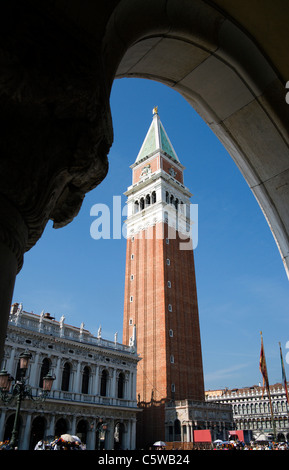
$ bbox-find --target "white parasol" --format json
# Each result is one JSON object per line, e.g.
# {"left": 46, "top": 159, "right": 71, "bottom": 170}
{"left": 60, "top": 434, "right": 74, "bottom": 442}
{"left": 153, "top": 441, "right": 166, "bottom": 447}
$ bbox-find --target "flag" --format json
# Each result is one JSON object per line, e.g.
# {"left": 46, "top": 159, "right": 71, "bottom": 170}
{"left": 259, "top": 332, "right": 276, "bottom": 438}
{"left": 259, "top": 332, "right": 270, "bottom": 397}
{"left": 279, "top": 342, "right": 289, "bottom": 404}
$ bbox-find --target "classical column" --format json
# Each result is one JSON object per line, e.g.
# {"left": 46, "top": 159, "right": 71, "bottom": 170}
{"left": 85, "top": 419, "right": 95, "bottom": 450}
{"left": 21, "top": 413, "right": 32, "bottom": 450}
{"left": 29, "top": 352, "right": 40, "bottom": 388}
{"left": 0, "top": 2, "right": 113, "bottom": 365}
{"left": 0, "top": 411, "right": 6, "bottom": 442}
{"left": 111, "top": 369, "right": 117, "bottom": 400}
{"left": 46, "top": 414, "right": 56, "bottom": 440}
{"left": 70, "top": 415, "right": 77, "bottom": 435}
{"left": 6, "top": 346, "right": 16, "bottom": 374}
{"left": 54, "top": 357, "right": 62, "bottom": 391}
{"left": 131, "top": 371, "right": 137, "bottom": 402}
{"left": 131, "top": 418, "right": 137, "bottom": 450}
{"left": 75, "top": 361, "right": 82, "bottom": 394}
{"left": 106, "top": 419, "right": 114, "bottom": 450}
{"left": 92, "top": 364, "right": 100, "bottom": 397}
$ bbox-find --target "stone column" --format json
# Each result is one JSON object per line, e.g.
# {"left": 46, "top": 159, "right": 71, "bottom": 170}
{"left": 0, "top": 197, "right": 28, "bottom": 364}
{"left": 111, "top": 368, "right": 117, "bottom": 400}
{"left": 75, "top": 361, "right": 82, "bottom": 394}
{"left": 0, "top": 3, "right": 113, "bottom": 365}
{"left": 0, "top": 411, "right": 6, "bottom": 442}
{"left": 92, "top": 364, "right": 100, "bottom": 397}
{"left": 6, "top": 347, "right": 16, "bottom": 375}
{"left": 29, "top": 352, "right": 40, "bottom": 388}
{"left": 106, "top": 419, "right": 114, "bottom": 450}
{"left": 86, "top": 419, "right": 96, "bottom": 450}
{"left": 131, "top": 418, "right": 137, "bottom": 450}
{"left": 46, "top": 414, "right": 56, "bottom": 440}
{"left": 54, "top": 357, "right": 62, "bottom": 391}
{"left": 21, "top": 413, "right": 32, "bottom": 450}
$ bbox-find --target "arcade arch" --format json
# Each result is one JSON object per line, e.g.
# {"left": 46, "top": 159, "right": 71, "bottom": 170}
{"left": 0, "top": 1, "right": 288, "bottom": 366}
{"left": 106, "top": 0, "right": 289, "bottom": 279}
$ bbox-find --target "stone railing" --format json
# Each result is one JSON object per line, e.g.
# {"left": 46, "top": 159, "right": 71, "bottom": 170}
{"left": 8, "top": 313, "right": 136, "bottom": 355}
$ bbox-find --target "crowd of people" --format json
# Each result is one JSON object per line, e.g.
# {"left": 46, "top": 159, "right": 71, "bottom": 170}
{"left": 1, "top": 435, "right": 289, "bottom": 451}
{"left": 213, "top": 440, "right": 289, "bottom": 450}
{"left": 34, "top": 436, "right": 86, "bottom": 450}
{"left": 0, "top": 434, "right": 86, "bottom": 450}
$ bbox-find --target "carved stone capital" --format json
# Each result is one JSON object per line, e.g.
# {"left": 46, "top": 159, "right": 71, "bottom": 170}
{"left": 0, "top": 2, "right": 113, "bottom": 258}
{"left": 0, "top": 195, "right": 29, "bottom": 272}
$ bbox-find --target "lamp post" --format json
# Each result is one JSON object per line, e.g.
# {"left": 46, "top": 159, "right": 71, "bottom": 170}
{"left": 0, "top": 351, "right": 55, "bottom": 449}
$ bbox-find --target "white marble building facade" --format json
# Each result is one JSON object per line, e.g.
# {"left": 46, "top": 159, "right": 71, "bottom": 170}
{"left": 206, "top": 384, "right": 289, "bottom": 441}
{"left": 0, "top": 304, "right": 140, "bottom": 450}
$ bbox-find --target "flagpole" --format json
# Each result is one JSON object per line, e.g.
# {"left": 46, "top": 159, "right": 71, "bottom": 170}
{"left": 279, "top": 342, "right": 289, "bottom": 406}
{"left": 259, "top": 332, "right": 276, "bottom": 441}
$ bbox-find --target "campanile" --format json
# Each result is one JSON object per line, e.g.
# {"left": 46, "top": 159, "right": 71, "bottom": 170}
{"left": 123, "top": 108, "right": 204, "bottom": 446}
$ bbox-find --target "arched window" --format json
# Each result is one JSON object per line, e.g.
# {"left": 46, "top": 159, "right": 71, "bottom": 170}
{"left": 152, "top": 191, "right": 156, "bottom": 203}
{"left": 82, "top": 366, "right": 90, "bottom": 394}
{"left": 117, "top": 372, "right": 125, "bottom": 399}
{"left": 100, "top": 369, "right": 108, "bottom": 397}
{"left": 146, "top": 194, "right": 150, "bottom": 206}
{"left": 174, "top": 419, "right": 181, "bottom": 441}
{"left": 39, "top": 357, "right": 51, "bottom": 388}
{"left": 140, "top": 198, "right": 145, "bottom": 210}
{"left": 134, "top": 200, "right": 139, "bottom": 213}
{"left": 61, "top": 362, "right": 71, "bottom": 391}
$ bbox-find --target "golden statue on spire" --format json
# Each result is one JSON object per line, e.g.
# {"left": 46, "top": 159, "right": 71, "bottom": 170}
{"left": 153, "top": 106, "right": 158, "bottom": 115}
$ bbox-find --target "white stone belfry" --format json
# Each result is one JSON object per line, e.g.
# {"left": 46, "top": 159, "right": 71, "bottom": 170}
{"left": 125, "top": 108, "right": 193, "bottom": 244}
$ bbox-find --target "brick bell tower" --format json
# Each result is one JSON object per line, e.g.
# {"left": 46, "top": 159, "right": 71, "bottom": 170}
{"left": 123, "top": 108, "right": 204, "bottom": 447}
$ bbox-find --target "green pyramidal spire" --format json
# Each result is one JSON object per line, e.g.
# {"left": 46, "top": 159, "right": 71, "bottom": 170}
{"left": 135, "top": 107, "right": 180, "bottom": 163}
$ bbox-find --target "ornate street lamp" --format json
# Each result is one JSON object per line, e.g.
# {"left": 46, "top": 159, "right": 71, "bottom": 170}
{"left": 0, "top": 351, "right": 55, "bottom": 449}
{"left": 0, "top": 369, "right": 13, "bottom": 392}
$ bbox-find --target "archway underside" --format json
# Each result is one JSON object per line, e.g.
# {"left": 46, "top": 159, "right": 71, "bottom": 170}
{"left": 114, "top": 33, "right": 289, "bottom": 278}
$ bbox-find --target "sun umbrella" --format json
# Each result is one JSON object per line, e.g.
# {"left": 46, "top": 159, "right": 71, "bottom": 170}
{"left": 153, "top": 441, "right": 166, "bottom": 446}
{"left": 213, "top": 439, "right": 223, "bottom": 444}
{"left": 71, "top": 435, "right": 81, "bottom": 443}
{"left": 60, "top": 434, "right": 74, "bottom": 442}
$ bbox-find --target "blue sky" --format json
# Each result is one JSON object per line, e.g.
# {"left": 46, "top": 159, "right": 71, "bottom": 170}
{"left": 13, "top": 78, "right": 289, "bottom": 391}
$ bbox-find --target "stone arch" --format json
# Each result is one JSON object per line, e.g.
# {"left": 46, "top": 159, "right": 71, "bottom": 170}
{"left": 117, "top": 371, "right": 125, "bottom": 399}
{"left": 114, "top": 421, "right": 125, "bottom": 450}
{"left": 174, "top": 418, "right": 181, "bottom": 441}
{"left": 100, "top": 368, "right": 109, "bottom": 397}
{"left": 76, "top": 418, "right": 89, "bottom": 444}
{"left": 61, "top": 361, "right": 72, "bottom": 392}
{"left": 29, "top": 415, "right": 46, "bottom": 450}
{"left": 55, "top": 417, "right": 68, "bottom": 437}
{"left": 3, "top": 413, "right": 23, "bottom": 444}
{"left": 38, "top": 357, "right": 52, "bottom": 388}
{"left": 103, "top": 0, "right": 289, "bottom": 278}
{"left": 82, "top": 365, "right": 91, "bottom": 394}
